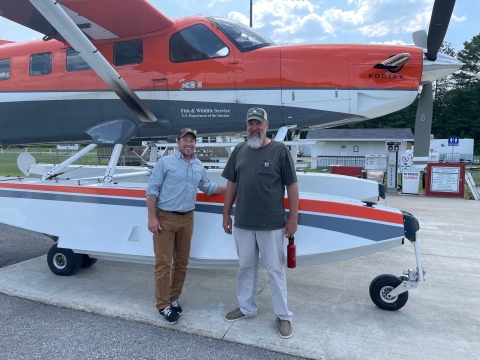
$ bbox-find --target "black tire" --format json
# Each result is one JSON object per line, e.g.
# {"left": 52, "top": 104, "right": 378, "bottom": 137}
{"left": 369, "top": 274, "right": 408, "bottom": 311}
{"left": 81, "top": 254, "right": 97, "bottom": 268}
{"left": 47, "top": 244, "right": 82, "bottom": 276}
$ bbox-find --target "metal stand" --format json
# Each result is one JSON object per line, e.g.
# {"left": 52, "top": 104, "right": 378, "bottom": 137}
{"left": 103, "top": 144, "right": 123, "bottom": 183}
{"left": 387, "top": 233, "right": 426, "bottom": 299}
{"left": 42, "top": 144, "right": 98, "bottom": 180}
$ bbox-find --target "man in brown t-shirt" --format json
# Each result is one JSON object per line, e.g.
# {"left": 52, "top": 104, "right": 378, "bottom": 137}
{"left": 222, "top": 107, "right": 299, "bottom": 339}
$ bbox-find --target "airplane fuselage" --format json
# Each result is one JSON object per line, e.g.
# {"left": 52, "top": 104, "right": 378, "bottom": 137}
{"left": 0, "top": 15, "right": 423, "bottom": 145}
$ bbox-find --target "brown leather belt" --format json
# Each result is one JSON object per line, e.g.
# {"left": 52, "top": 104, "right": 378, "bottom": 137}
{"left": 160, "top": 209, "right": 192, "bottom": 215}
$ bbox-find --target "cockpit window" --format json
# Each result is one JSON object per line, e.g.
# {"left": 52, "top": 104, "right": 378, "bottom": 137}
{"left": 208, "top": 17, "right": 275, "bottom": 52}
{"left": 169, "top": 24, "right": 229, "bottom": 63}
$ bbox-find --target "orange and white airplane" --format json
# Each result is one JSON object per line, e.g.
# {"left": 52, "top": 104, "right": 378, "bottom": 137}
{"left": 0, "top": 0, "right": 461, "bottom": 166}
{"left": 3, "top": 0, "right": 454, "bottom": 310}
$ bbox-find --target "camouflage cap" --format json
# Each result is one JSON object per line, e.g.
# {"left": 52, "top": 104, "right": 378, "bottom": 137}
{"left": 246, "top": 107, "right": 268, "bottom": 122}
{"left": 177, "top": 128, "right": 196, "bottom": 140}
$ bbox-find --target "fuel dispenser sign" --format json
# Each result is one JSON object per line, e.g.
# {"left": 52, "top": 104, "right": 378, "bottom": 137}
{"left": 399, "top": 154, "right": 412, "bottom": 172}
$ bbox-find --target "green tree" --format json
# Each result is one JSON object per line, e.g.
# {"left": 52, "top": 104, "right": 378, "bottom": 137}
{"left": 432, "top": 42, "right": 457, "bottom": 139}
{"left": 454, "top": 34, "right": 480, "bottom": 88}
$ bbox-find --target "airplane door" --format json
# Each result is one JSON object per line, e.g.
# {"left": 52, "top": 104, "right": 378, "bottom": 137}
{"left": 166, "top": 22, "right": 237, "bottom": 131}
{"left": 281, "top": 45, "right": 350, "bottom": 127}
{"left": 234, "top": 46, "right": 282, "bottom": 127}
{"left": 146, "top": 36, "right": 170, "bottom": 121}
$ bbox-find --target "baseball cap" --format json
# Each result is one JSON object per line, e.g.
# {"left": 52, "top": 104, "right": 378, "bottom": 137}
{"left": 177, "top": 128, "right": 196, "bottom": 140}
{"left": 246, "top": 107, "right": 268, "bottom": 122}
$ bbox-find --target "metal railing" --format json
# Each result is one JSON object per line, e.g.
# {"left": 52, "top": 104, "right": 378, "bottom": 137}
{"left": 315, "top": 156, "right": 365, "bottom": 169}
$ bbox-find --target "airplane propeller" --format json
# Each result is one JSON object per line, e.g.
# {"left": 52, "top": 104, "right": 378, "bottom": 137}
{"left": 412, "top": 0, "right": 457, "bottom": 168}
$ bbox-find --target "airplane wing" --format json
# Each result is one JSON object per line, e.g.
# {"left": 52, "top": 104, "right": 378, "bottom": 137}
{"left": 0, "top": 0, "right": 173, "bottom": 41}
{"left": 0, "top": 0, "right": 173, "bottom": 123}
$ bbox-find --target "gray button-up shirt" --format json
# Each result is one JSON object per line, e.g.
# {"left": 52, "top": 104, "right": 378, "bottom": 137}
{"left": 146, "top": 151, "right": 217, "bottom": 212}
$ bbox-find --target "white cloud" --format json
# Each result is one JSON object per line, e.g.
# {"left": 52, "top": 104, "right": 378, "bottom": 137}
{"left": 228, "top": 11, "right": 249, "bottom": 25}
{"left": 245, "top": 0, "right": 436, "bottom": 45}
{"left": 207, "top": 0, "right": 233, "bottom": 9}
{"left": 451, "top": 14, "right": 466, "bottom": 22}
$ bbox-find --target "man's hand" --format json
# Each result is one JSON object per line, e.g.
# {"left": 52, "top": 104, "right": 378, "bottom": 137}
{"left": 284, "top": 218, "right": 297, "bottom": 239}
{"left": 148, "top": 217, "right": 162, "bottom": 234}
{"left": 223, "top": 214, "right": 233, "bottom": 235}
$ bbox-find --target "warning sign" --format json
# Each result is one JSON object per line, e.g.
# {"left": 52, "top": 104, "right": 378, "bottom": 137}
{"left": 399, "top": 153, "right": 412, "bottom": 172}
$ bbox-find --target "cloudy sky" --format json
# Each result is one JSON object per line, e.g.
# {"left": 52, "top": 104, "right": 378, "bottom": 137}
{"left": 0, "top": 0, "right": 477, "bottom": 53}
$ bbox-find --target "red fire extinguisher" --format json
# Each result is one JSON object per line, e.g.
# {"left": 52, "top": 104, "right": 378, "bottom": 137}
{"left": 287, "top": 237, "right": 296, "bottom": 269}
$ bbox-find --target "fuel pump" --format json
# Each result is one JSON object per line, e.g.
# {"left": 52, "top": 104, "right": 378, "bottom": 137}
{"left": 386, "top": 141, "right": 401, "bottom": 191}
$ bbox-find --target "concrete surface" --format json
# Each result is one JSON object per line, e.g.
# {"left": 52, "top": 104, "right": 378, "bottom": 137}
{"left": 0, "top": 294, "right": 301, "bottom": 360}
{"left": 1, "top": 195, "right": 480, "bottom": 359}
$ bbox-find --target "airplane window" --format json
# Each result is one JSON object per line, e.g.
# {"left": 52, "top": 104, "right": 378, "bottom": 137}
{"left": 30, "top": 52, "right": 52, "bottom": 76}
{"left": 208, "top": 17, "right": 275, "bottom": 52}
{"left": 66, "top": 49, "right": 91, "bottom": 72}
{"left": 114, "top": 39, "right": 143, "bottom": 66}
{"left": 0, "top": 58, "right": 10, "bottom": 80}
{"left": 169, "top": 24, "right": 229, "bottom": 63}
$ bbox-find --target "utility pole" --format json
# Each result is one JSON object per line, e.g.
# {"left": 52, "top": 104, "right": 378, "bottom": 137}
{"left": 250, "top": 0, "right": 253, "bottom": 27}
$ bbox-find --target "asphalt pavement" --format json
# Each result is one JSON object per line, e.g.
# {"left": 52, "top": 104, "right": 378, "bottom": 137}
{"left": 0, "top": 228, "right": 303, "bottom": 360}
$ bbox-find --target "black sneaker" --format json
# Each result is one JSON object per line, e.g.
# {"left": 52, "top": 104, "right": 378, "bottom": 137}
{"left": 170, "top": 300, "right": 183, "bottom": 315}
{"left": 159, "top": 306, "right": 180, "bottom": 324}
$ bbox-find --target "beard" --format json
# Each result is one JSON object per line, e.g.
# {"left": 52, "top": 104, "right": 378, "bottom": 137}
{"left": 246, "top": 132, "right": 263, "bottom": 149}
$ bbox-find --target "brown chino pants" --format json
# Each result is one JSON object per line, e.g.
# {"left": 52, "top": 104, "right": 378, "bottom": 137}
{"left": 153, "top": 209, "right": 194, "bottom": 310}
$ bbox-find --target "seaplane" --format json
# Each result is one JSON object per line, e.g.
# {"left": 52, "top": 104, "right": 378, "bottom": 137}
{"left": 0, "top": 0, "right": 460, "bottom": 310}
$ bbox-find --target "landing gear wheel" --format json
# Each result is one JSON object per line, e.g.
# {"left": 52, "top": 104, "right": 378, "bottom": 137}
{"left": 81, "top": 254, "right": 97, "bottom": 268}
{"left": 47, "top": 244, "right": 82, "bottom": 276}
{"left": 369, "top": 274, "right": 408, "bottom": 311}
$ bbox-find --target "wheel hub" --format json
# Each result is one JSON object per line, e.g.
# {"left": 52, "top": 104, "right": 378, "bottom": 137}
{"left": 53, "top": 253, "right": 67, "bottom": 269}
{"left": 380, "top": 285, "right": 398, "bottom": 303}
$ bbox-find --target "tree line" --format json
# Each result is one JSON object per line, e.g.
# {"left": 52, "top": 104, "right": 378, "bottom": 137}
{"left": 339, "top": 33, "right": 480, "bottom": 154}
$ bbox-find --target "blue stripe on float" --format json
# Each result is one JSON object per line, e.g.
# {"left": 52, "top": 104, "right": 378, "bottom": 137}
{"left": 0, "top": 189, "right": 143, "bottom": 207}
{"left": 297, "top": 212, "right": 403, "bottom": 242}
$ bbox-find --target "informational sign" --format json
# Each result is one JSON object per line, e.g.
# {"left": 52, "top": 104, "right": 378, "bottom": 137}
{"left": 56, "top": 144, "right": 78, "bottom": 150}
{"left": 448, "top": 136, "right": 459, "bottom": 146}
{"left": 430, "top": 166, "right": 460, "bottom": 192}
{"left": 364, "top": 154, "right": 387, "bottom": 170}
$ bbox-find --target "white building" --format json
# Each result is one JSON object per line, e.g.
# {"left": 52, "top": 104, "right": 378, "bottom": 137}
{"left": 305, "top": 128, "right": 414, "bottom": 168}
{"left": 429, "top": 138, "right": 474, "bottom": 162}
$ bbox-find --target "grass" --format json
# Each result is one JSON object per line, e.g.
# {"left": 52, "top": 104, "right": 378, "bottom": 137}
{"left": 296, "top": 162, "right": 322, "bottom": 173}
{"left": 0, "top": 151, "right": 109, "bottom": 177}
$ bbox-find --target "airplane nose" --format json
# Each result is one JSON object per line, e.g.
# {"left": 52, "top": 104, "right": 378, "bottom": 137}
{"left": 421, "top": 52, "right": 462, "bottom": 84}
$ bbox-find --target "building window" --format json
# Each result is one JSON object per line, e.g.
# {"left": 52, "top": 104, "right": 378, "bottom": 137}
{"left": 353, "top": 146, "right": 359, "bottom": 152}
{"left": 0, "top": 58, "right": 10, "bottom": 80}
{"left": 66, "top": 49, "right": 91, "bottom": 72}
{"left": 169, "top": 24, "right": 229, "bottom": 63}
{"left": 114, "top": 39, "right": 143, "bottom": 66}
{"left": 30, "top": 52, "right": 52, "bottom": 76}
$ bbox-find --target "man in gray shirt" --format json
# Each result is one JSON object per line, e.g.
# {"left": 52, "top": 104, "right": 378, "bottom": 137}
{"left": 146, "top": 128, "right": 225, "bottom": 324}
{"left": 222, "top": 108, "right": 299, "bottom": 339}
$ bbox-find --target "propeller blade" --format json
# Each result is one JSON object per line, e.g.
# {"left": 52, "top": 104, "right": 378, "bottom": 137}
{"left": 426, "top": 0, "right": 456, "bottom": 61}
{"left": 412, "top": 30, "right": 427, "bottom": 49}
{"left": 412, "top": 83, "right": 433, "bottom": 167}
